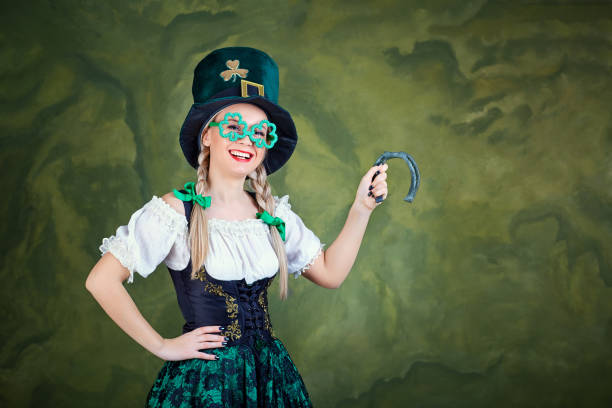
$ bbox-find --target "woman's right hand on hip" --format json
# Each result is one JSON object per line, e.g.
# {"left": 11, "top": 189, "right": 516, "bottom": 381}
{"left": 155, "top": 325, "right": 227, "bottom": 361}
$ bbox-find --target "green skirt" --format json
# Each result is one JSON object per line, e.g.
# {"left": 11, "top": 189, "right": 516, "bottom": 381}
{"left": 145, "top": 337, "right": 312, "bottom": 407}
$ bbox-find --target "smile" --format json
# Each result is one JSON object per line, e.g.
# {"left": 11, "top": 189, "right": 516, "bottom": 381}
{"left": 229, "top": 149, "right": 254, "bottom": 162}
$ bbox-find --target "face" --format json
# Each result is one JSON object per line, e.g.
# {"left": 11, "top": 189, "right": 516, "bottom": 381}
{"left": 202, "top": 103, "right": 268, "bottom": 178}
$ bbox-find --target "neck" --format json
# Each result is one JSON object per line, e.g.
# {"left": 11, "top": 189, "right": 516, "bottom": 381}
{"left": 205, "top": 167, "right": 248, "bottom": 204}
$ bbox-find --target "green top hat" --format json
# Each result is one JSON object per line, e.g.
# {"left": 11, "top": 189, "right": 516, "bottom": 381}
{"left": 179, "top": 47, "right": 297, "bottom": 174}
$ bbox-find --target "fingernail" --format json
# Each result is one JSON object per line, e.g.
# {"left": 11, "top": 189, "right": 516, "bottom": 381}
{"left": 219, "top": 327, "right": 225, "bottom": 331}
{"left": 374, "top": 170, "right": 380, "bottom": 176}
{"left": 224, "top": 336, "right": 229, "bottom": 341}
{"left": 368, "top": 185, "right": 373, "bottom": 190}
{"left": 215, "top": 355, "right": 219, "bottom": 360}
{"left": 368, "top": 191, "right": 373, "bottom": 197}
{"left": 222, "top": 341, "right": 227, "bottom": 346}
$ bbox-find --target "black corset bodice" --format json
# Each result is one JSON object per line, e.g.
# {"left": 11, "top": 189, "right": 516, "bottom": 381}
{"left": 167, "top": 265, "right": 275, "bottom": 346}
{"left": 166, "top": 192, "right": 275, "bottom": 347}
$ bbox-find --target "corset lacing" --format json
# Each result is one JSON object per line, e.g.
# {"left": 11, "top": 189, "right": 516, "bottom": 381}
{"left": 237, "top": 278, "right": 273, "bottom": 351}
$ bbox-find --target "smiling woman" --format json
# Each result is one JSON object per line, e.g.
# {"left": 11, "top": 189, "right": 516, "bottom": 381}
{"left": 85, "top": 46, "right": 388, "bottom": 407}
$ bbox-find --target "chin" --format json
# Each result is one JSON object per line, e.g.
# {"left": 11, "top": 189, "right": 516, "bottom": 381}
{"left": 228, "top": 161, "right": 264, "bottom": 178}
{"left": 228, "top": 155, "right": 264, "bottom": 174}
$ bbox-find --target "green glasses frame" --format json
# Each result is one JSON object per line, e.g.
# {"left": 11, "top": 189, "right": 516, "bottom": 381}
{"left": 209, "top": 112, "right": 278, "bottom": 149}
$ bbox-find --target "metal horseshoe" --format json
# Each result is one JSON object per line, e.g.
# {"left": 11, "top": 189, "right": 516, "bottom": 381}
{"left": 371, "top": 151, "right": 420, "bottom": 203}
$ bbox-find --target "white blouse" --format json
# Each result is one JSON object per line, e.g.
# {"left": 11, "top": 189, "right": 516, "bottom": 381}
{"left": 99, "top": 195, "right": 324, "bottom": 284}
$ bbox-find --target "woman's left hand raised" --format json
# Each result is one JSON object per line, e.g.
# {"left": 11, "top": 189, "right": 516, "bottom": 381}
{"left": 354, "top": 163, "right": 389, "bottom": 212}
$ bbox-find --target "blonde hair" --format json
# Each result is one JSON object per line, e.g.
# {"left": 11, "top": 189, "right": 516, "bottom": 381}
{"left": 189, "top": 127, "right": 289, "bottom": 300}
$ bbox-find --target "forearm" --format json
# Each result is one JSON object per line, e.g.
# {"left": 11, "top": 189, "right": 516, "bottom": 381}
{"left": 297, "top": 164, "right": 388, "bottom": 289}
{"left": 86, "top": 259, "right": 164, "bottom": 356}
{"left": 321, "top": 201, "right": 372, "bottom": 287}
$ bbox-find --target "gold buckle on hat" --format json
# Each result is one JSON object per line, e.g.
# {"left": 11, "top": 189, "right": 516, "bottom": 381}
{"left": 241, "top": 80, "right": 264, "bottom": 97}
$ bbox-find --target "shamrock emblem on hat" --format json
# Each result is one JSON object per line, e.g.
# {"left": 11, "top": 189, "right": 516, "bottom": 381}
{"left": 219, "top": 59, "right": 249, "bottom": 82}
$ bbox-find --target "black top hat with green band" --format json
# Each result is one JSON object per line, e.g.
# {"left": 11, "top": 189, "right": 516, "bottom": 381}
{"left": 179, "top": 47, "right": 297, "bottom": 175}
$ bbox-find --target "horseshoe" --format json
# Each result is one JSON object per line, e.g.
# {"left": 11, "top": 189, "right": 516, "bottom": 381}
{"left": 371, "top": 151, "right": 420, "bottom": 203}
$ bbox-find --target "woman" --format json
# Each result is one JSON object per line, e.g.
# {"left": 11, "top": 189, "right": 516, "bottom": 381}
{"left": 85, "top": 47, "right": 388, "bottom": 407}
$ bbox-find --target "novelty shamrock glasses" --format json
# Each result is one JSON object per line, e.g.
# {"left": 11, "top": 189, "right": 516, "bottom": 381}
{"left": 209, "top": 112, "right": 278, "bottom": 149}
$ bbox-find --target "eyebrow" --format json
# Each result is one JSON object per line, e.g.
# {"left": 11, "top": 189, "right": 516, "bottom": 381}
{"left": 221, "top": 117, "right": 268, "bottom": 128}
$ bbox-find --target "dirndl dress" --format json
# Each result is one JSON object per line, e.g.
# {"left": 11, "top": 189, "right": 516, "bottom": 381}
{"left": 144, "top": 195, "right": 313, "bottom": 407}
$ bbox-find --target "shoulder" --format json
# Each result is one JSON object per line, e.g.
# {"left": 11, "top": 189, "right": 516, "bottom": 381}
{"left": 273, "top": 194, "right": 292, "bottom": 216}
{"left": 161, "top": 192, "right": 186, "bottom": 217}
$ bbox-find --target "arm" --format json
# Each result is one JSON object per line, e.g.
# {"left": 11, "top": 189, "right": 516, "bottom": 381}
{"left": 86, "top": 234, "right": 224, "bottom": 361}
{"left": 301, "top": 163, "right": 389, "bottom": 289}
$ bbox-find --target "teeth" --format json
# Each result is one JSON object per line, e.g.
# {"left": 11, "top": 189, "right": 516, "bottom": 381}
{"left": 230, "top": 150, "right": 252, "bottom": 159}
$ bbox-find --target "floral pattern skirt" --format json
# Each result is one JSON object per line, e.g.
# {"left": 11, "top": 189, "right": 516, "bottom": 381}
{"left": 145, "top": 336, "right": 312, "bottom": 407}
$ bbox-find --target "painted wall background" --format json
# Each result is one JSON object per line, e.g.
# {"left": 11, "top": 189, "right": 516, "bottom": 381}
{"left": 1, "top": 0, "right": 612, "bottom": 406}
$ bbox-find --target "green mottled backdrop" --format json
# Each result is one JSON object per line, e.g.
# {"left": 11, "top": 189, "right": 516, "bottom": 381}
{"left": 2, "top": 0, "right": 612, "bottom": 406}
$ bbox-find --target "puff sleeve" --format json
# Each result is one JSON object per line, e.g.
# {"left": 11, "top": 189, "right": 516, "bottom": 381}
{"left": 274, "top": 195, "right": 325, "bottom": 279}
{"left": 99, "top": 196, "right": 189, "bottom": 283}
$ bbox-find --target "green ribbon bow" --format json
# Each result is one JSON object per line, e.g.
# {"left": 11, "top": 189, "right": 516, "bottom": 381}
{"left": 173, "top": 182, "right": 211, "bottom": 209}
{"left": 256, "top": 210, "right": 286, "bottom": 241}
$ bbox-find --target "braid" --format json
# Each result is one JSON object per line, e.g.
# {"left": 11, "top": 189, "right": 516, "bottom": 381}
{"left": 189, "top": 135, "right": 211, "bottom": 279}
{"left": 250, "top": 164, "right": 289, "bottom": 300}
{"left": 250, "top": 166, "right": 274, "bottom": 214}
{"left": 196, "top": 148, "right": 210, "bottom": 200}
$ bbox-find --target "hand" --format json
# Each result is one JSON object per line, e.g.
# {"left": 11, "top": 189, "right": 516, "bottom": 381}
{"left": 154, "top": 325, "right": 226, "bottom": 361}
{"left": 354, "top": 163, "right": 389, "bottom": 212}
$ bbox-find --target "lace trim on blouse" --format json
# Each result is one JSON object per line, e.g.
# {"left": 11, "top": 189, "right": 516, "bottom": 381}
{"left": 148, "top": 195, "right": 189, "bottom": 238}
{"left": 208, "top": 218, "right": 268, "bottom": 236}
{"left": 292, "top": 243, "right": 325, "bottom": 279}
{"left": 205, "top": 195, "right": 290, "bottom": 236}
{"left": 99, "top": 235, "right": 136, "bottom": 274}
{"left": 99, "top": 196, "right": 188, "bottom": 283}
{"left": 274, "top": 195, "right": 291, "bottom": 219}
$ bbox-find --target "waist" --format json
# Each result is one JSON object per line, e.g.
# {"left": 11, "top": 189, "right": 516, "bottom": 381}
{"left": 182, "top": 271, "right": 275, "bottom": 345}
{"left": 183, "top": 300, "right": 274, "bottom": 343}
